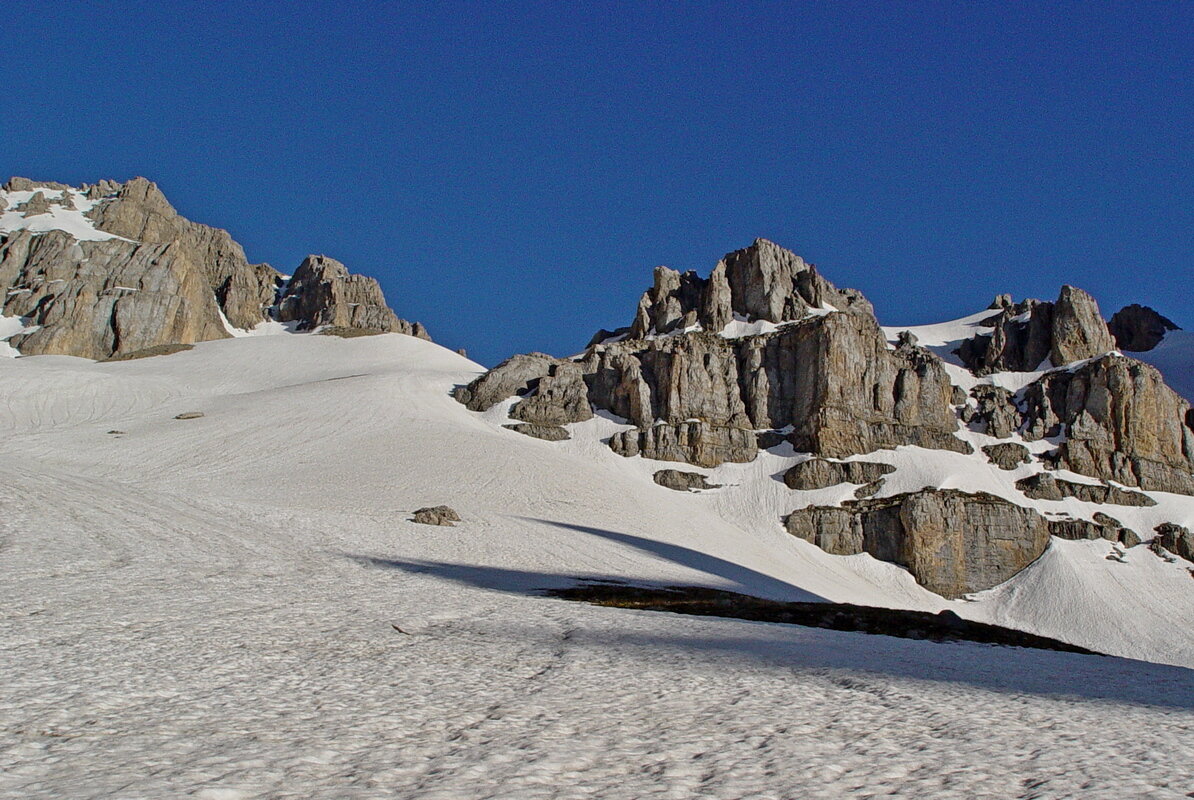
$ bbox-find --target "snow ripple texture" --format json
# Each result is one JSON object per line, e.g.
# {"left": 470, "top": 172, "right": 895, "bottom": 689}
{"left": 1, "top": 334, "right": 1191, "bottom": 799}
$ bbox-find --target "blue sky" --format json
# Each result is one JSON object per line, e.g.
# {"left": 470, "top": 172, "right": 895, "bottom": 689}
{"left": 5, "top": 2, "right": 1191, "bottom": 364}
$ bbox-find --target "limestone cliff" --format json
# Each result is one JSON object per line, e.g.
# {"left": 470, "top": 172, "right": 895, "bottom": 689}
{"left": 0, "top": 177, "right": 428, "bottom": 358}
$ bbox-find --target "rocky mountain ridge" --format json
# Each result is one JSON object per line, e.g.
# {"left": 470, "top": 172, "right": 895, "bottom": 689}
{"left": 0, "top": 177, "right": 427, "bottom": 359}
{"left": 458, "top": 238, "right": 1194, "bottom": 598}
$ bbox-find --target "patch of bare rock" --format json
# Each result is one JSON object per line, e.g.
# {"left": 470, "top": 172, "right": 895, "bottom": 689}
{"left": 411, "top": 506, "right": 461, "bottom": 526}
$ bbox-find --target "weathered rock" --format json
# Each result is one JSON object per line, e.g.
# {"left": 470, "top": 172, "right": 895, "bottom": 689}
{"left": 509, "top": 362, "right": 593, "bottom": 426}
{"left": 967, "top": 386, "right": 1020, "bottom": 438}
{"left": 503, "top": 423, "right": 570, "bottom": 441}
{"left": 783, "top": 459, "right": 895, "bottom": 490}
{"left": 412, "top": 506, "right": 461, "bottom": 526}
{"left": 1119, "top": 528, "right": 1142, "bottom": 547}
{"left": 1, "top": 177, "right": 427, "bottom": 357}
{"left": 1015, "top": 472, "right": 1156, "bottom": 506}
{"left": 173, "top": 411, "right": 204, "bottom": 420}
{"left": 18, "top": 191, "right": 51, "bottom": 216}
{"left": 57, "top": 190, "right": 76, "bottom": 210}
{"left": 1051, "top": 285, "right": 1116, "bottom": 366}
{"left": 983, "top": 442, "right": 1031, "bottom": 470}
{"left": 653, "top": 469, "right": 721, "bottom": 492}
{"left": 275, "top": 255, "right": 429, "bottom": 338}
{"left": 784, "top": 489, "right": 1051, "bottom": 598}
{"left": 586, "top": 333, "right": 749, "bottom": 429}
{"left": 853, "top": 479, "right": 885, "bottom": 499}
{"left": 455, "top": 353, "right": 559, "bottom": 412}
{"left": 84, "top": 177, "right": 281, "bottom": 331}
{"left": 1020, "top": 354, "right": 1194, "bottom": 494}
{"left": 956, "top": 286, "right": 1115, "bottom": 374}
{"left": 1153, "top": 523, "right": 1194, "bottom": 562}
{"left": 462, "top": 239, "right": 971, "bottom": 466}
{"left": 2, "top": 231, "right": 231, "bottom": 359}
{"left": 609, "top": 422, "right": 757, "bottom": 468}
{"left": 625, "top": 238, "right": 873, "bottom": 338}
{"left": 1108, "top": 304, "right": 1180, "bottom": 352}
{"left": 1048, "top": 515, "right": 1120, "bottom": 541}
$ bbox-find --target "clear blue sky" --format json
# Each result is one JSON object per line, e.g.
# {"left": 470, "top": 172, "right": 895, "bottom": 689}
{"left": 5, "top": 2, "right": 1191, "bottom": 364}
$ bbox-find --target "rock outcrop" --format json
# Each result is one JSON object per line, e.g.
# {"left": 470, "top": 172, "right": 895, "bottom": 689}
{"left": 1047, "top": 513, "right": 1132, "bottom": 542}
{"left": 1108, "top": 304, "right": 1179, "bottom": 352}
{"left": 784, "top": 489, "right": 1051, "bottom": 598}
{"left": 622, "top": 238, "right": 873, "bottom": 340}
{"left": 411, "top": 506, "right": 461, "bottom": 526}
{"left": 1015, "top": 473, "right": 1156, "bottom": 506}
{"left": 956, "top": 286, "right": 1115, "bottom": 374}
{"left": 1153, "top": 523, "right": 1194, "bottom": 562}
{"left": 653, "top": 470, "right": 721, "bottom": 492}
{"left": 783, "top": 459, "right": 895, "bottom": 490}
{"left": 460, "top": 239, "right": 971, "bottom": 466}
{"left": 1020, "top": 355, "right": 1194, "bottom": 494}
{"left": 0, "top": 177, "right": 428, "bottom": 359}
{"left": 982, "top": 443, "right": 1031, "bottom": 470}
{"left": 275, "top": 255, "right": 428, "bottom": 339}
{"left": 609, "top": 422, "right": 757, "bottom": 468}
{"left": 503, "top": 423, "right": 570, "bottom": 441}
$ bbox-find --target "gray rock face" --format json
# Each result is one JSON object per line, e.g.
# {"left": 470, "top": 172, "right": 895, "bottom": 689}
{"left": 1153, "top": 523, "right": 1194, "bottom": 562}
{"left": 653, "top": 469, "right": 721, "bottom": 491}
{"left": 1, "top": 230, "right": 230, "bottom": 360}
{"left": 956, "top": 286, "right": 1115, "bottom": 374}
{"left": 609, "top": 422, "right": 757, "bottom": 468}
{"left": 1047, "top": 514, "right": 1123, "bottom": 542}
{"left": 589, "top": 310, "right": 969, "bottom": 461}
{"left": 1, "top": 177, "right": 428, "bottom": 358}
{"left": 455, "top": 353, "right": 559, "bottom": 413}
{"left": 1020, "top": 355, "right": 1194, "bottom": 494}
{"left": 783, "top": 459, "right": 895, "bottom": 490}
{"left": 19, "top": 191, "right": 51, "bottom": 216}
{"left": 1015, "top": 472, "right": 1156, "bottom": 506}
{"left": 275, "top": 255, "right": 429, "bottom": 339}
{"left": 412, "top": 506, "right": 461, "bottom": 526}
{"left": 510, "top": 362, "right": 592, "bottom": 426}
{"left": 983, "top": 443, "right": 1031, "bottom": 470}
{"left": 460, "top": 240, "right": 970, "bottom": 467}
{"left": 1108, "top": 304, "right": 1180, "bottom": 352}
{"left": 626, "top": 238, "right": 873, "bottom": 339}
{"left": 784, "top": 489, "right": 1051, "bottom": 598}
{"left": 964, "top": 386, "right": 1019, "bottom": 438}
{"left": 1050, "top": 285, "right": 1117, "bottom": 366}
{"left": 503, "top": 423, "right": 570, "bottom": 441}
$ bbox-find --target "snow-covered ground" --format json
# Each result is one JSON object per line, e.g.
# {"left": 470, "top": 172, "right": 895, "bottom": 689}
{"left": 1, "top": 334, "right": 1192, "bottom": 798}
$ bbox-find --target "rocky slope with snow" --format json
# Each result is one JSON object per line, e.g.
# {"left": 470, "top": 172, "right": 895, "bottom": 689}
{"left": 1, "top": 206, "right": 1191, "bottom": 797}
{"left": 0, "top": 177, "right": 428, "bottom": 359}
{"left": 461, "top": 238, "right": 1194, "bottom": 600}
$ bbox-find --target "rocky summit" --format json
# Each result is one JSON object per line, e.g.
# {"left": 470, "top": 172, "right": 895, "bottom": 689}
{"left": 0, "top": 177, "right": 427, "bottom": 359}
{"left": 458, "top": 238, "right": 1194, "bottom": 596}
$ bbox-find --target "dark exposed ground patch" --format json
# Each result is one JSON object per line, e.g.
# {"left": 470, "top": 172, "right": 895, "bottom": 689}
{"left": 549, "top": 582, "right": 1101, "bottom": 656}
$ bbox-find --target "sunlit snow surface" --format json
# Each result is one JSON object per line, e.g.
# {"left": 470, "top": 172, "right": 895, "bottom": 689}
{"left": 0, "top": 186, "right": 126, "bottom": 242}
{"left": 0, "top": 334, "right": 1191, "bottom": 799}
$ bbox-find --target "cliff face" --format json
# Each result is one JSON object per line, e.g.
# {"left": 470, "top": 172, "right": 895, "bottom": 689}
{"left": 0, "top": 177, "right": 428, "bottom": 359}
{"left": 463, "top": 239, "right": 967, "bottom": 468}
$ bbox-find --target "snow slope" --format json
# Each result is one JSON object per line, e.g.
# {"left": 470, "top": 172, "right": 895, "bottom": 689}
{"left": 1, "top": 334, "right": 1192, "bottom": 798}
{"left": 1136, "top": 328, "right": 1194, "bottom": 403}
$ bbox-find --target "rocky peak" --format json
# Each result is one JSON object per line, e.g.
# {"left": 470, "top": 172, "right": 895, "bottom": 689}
{"left": 623, "top": 238, "right": 873, "bottom": 339}
{"left": 0, "top": 177, "right": 429, "bottom": 358}
{"left": 957, "top": 285, "right": 1115, "bottom": 374}
{"left": 276, "top": 255, "right": 429, "bottom": 339}
{"left": 1108, "top": 304, "right": 1180, "bottom": 352}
